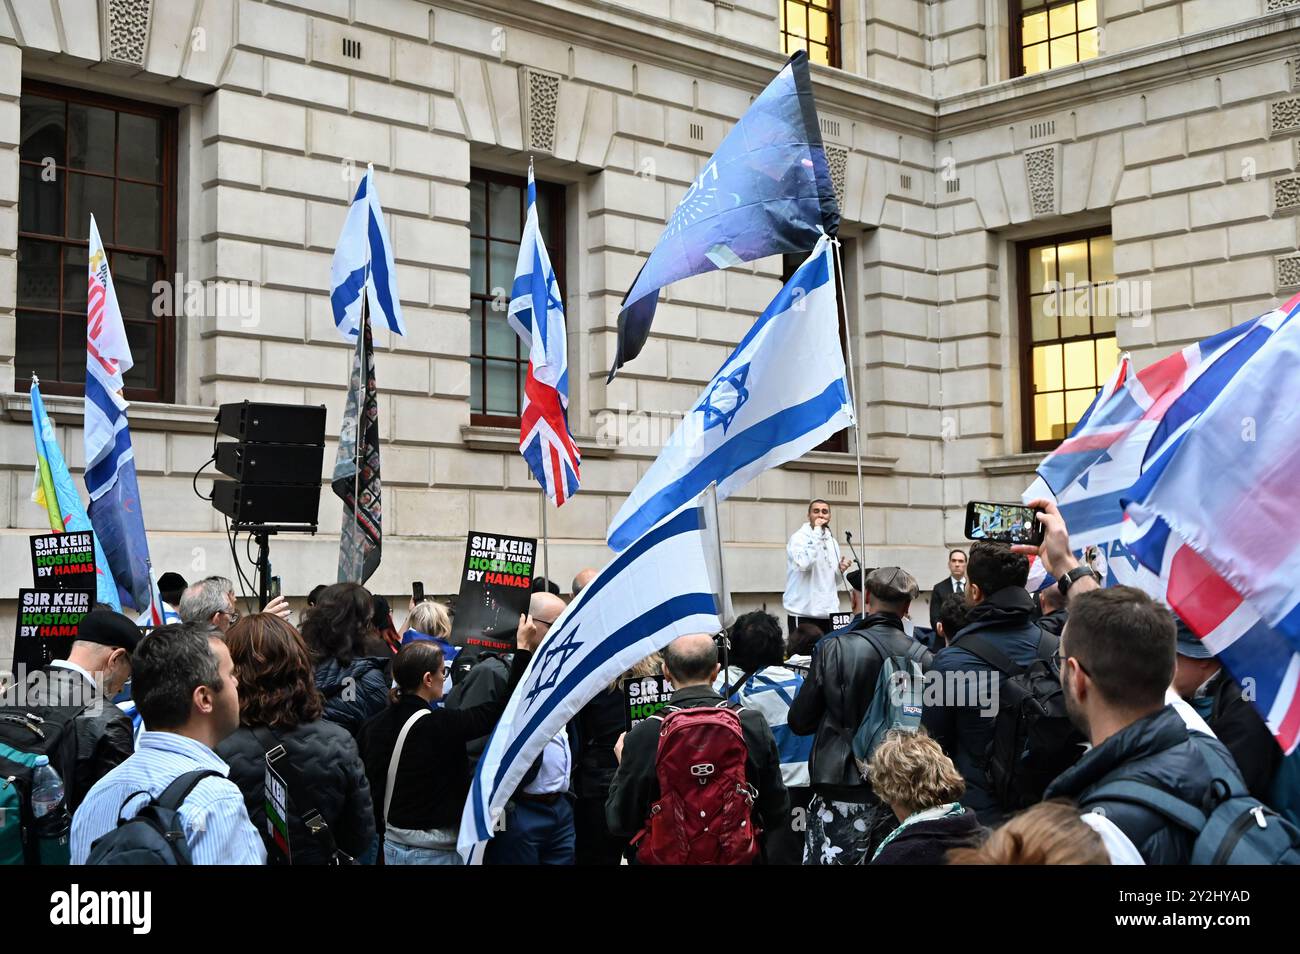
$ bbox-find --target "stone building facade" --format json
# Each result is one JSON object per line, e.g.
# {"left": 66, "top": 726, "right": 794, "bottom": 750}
{"left": 0, "top": 0, "right": 1298, "bottom": 658}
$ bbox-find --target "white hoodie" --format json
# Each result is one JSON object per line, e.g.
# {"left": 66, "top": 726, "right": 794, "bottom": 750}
{"left": 783, "top": 522, "right": 843, "bottom": 617}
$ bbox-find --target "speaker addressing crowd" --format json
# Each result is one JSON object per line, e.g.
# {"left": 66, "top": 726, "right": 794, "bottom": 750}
{"left": 2, "top": 492, "right": 1297, "bottom": 868}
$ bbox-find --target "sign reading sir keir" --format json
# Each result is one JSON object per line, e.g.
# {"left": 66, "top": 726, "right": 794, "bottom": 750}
{"left": 12, "top": 588, "right": 94, "bottom": 671}
{"left": 451, "top": 532, "right": 537, "bottom": 655}
{"left": 29, "top": 531, "right": 97, "bottom": 591}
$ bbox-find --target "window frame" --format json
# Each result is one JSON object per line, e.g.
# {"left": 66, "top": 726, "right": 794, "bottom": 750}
{"left": 1016, "top": 224, "right": 1116, "bottom": 453}
{"left": 779, "top": 0, "right": 842, "bottom": 70}
{"left": 468, "top": 166, "right": 567, "bottom": 429}
{"left": 1009, "top": 0, "right": 1100, "bottom": 78}
{"left": 16, "top": 79, "right": 178, "bottom": 403}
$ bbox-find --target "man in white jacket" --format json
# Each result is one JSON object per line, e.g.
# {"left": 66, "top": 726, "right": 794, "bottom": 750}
{"left": 783, "top": 499, "right": 852, "bottom": 639}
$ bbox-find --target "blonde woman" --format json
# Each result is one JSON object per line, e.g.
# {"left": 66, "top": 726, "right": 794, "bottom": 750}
{"left": 866, "top": 730, "right": 984, "bottom": 865}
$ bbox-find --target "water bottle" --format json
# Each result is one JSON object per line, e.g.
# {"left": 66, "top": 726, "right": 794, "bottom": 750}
{"left": 30, "top": 756, "right": 70, "bottom": 865}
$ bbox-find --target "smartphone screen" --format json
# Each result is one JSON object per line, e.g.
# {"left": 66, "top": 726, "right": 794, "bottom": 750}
{"left": 413, "top": 581, "right": 425, "bottom": 603}
{"left": 269, "top": 575, "right": 282, "bottom": 600}
{"left": 964, "top": 501, "right": 1044, "bottom": 546}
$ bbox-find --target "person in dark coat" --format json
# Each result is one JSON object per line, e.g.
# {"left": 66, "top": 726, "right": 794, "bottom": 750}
{"left": 928, "top": 549, "right": 968, "bottom": 630}
{"left": 922, "top": 542, "right": 1053, "bottom": 827}
{"left": 866, "top": 730, "right": 984, "bottom": 865}
{"left": 1044, "top": 586, "right": 1249, "bottom": 865}
{"left": 788, "top": 567, "right": 934, "bottom": 865}
{"left": 300, "top": 582, "right": 391, "bottom": 737}
{"left": 217, "top": 614, "right": 376, "bottom": 865}
{"left": 0, "top": 610, "right": 138, "bottom": 811}
{"left": 358, "top": 615, "right": 541, "bottom": 865}
{"left": 1035, "top": 584, "right": 1068, "bottom": 638}
{"left": 606, "top": 634, "right": 788, "bottom": 862}
{"left": 1171, "top": 618, "right": 1280, "bottom": 800}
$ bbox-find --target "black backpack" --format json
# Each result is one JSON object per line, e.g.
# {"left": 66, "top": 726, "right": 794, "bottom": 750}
{"left": 958, "top": 629, "right": 1085, "bottom": 812}
{"left": 84, "top": 770, "right": 221, "bottom": 865}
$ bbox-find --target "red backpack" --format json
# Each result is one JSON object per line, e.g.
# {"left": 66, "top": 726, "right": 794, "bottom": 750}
{"left": 633, "top": 703, "right": 761, "bottom": 865}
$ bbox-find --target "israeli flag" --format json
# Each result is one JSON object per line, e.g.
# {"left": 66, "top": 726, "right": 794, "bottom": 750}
{"left": 330, "top": 164, "right": 405, "bottom": 339}
{"left": 607, "top": 235, "right": 854, "bottom": 552}
{"left": 458, "top": 487, "right": 733, "bottom": 862}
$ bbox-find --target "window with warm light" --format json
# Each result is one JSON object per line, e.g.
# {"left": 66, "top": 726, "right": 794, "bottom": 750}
{"left": 1018, "top": 230, "right": 1119, "bottom": 450}
{"left": 1015, "top": 0, "right": 1100, "bottom": 77}
{"left": 779, "top": 0, "right": 840, "bottom": 69}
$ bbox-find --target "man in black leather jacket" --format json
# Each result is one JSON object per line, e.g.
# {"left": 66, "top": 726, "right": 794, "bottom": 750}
{"left": 788, "top": 567, "right": 932, "bottom": 865}
{"left": 0, "top": 610, "right": 138, "bottom": 811}
{"left": 1044, "top": 585, "right": 1245, "bottom": 864}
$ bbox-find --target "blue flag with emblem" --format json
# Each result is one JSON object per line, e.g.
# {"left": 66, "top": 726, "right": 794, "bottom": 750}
{"left": 457, "top": 486, "right": 733, "bottom": 862}
{"left": 607, "top": 235, "right": 853, "bottom": 553}
{"left": 609, "top": 50, "right": 840, "bottom": 379}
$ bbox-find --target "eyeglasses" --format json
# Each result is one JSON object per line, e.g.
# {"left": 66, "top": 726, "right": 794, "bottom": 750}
{"left": 222, "top": 609, "right": 241, "bottom": 624}
{"left": 1053, "top": 649, "right": 1090, "bottom": 676}
{"left": 534, "top": 617, "right": 557, "bottom": 628}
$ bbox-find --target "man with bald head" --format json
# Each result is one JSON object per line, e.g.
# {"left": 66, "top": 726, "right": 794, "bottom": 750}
{"left": 571, "top": 568, "right": 598, "bottom": 596}
{"left": 605, "top": 633, "right": 789, "bottom": 863}
{"left": 484, "top": 590, "right": 576, "bottom": 864}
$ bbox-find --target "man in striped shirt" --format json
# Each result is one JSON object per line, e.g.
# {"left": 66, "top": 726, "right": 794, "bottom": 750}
{"left": 71, "top": 622, "right": 266, "bottom": 865}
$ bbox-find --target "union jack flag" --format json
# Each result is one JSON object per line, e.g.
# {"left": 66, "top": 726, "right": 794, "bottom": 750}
{"left": 510, "top": 162, "right": 580, "bottom": 506}
{"left": 1024, "top": 292, "right": 1300, "bottom": 754}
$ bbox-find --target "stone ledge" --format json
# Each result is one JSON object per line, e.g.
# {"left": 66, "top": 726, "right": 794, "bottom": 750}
{"left": 780, "top": 451, "right": 897, "bottom": 476}
{"left": 1, "top": 391, "right": 219, "bottom": 435}
{"left": 460, "top": 424, "right": 617, "bottom": 458}
{"left": 980, "top": 451, "right": 1046, "bottom": 476}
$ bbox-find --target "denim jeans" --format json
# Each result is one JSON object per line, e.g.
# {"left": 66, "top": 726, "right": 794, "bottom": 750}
{"left": 384, "top": 840, "right": 463, "bottom": 866}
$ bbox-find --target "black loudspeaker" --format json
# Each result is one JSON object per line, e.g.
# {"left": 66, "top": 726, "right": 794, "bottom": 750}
{"left": 212, "top": 481, "right": 321, "bottom": 526}
{"left": 215, "top": 442, "right": 323, "bottom": 485}
{"left": 212, "top": 402, "right": 327, "bottom": 529}
{"left": 217, "top": 402, "right": 327, "bottom": 444}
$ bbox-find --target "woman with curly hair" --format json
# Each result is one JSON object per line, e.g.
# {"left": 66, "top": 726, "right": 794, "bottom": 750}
{"left": 866, "top": 730, "right": 984, "bottom": 865}
{"left": 217, "top": 613, "right": 376, "bottom": 865}
{"left": 299, "top": 582, "right": 392, "bottom": 736}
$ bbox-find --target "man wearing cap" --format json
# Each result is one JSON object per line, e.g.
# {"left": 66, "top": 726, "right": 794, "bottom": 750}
{"left": 157, "top": 571, "right": 188, "bottom": 616}
{"left": 0, "top": 609, "right": 139, "bottom": 811}
{"left": 788, "top": 567, "right": 933, "bottom": 865}
{"left": 1172, "top": 618, "right": 1279, "bottom": 799}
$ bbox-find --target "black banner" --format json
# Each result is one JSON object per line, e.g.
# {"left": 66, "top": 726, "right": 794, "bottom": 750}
{"left": 12, "top": 587, "right": 95, "bottom": 671}
{"left": 29, "top": 531, "right": 96, "bottom": 591}
{"left": 450, "top": 532, "right": 537, "bottom": 655}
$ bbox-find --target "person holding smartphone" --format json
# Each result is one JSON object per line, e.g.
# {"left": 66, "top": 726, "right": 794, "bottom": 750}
{"left": 783, "top": 499, "right": 853, "bottom": 640}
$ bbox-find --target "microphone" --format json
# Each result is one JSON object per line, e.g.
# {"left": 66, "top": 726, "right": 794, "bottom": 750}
{"left": 844, "top": 530, "right": 864, "bottom": 569}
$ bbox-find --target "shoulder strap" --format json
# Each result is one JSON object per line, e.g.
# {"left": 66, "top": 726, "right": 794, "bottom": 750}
{"left": 955, "top": 633, "right": 1025, "bottom": 677}
{"left": 156, "top": 769, "right": 223, "bottom": 812}
{"left": 253, "top": 725, "right": 341, "bottom": 859}
{"left": 1034, "top": 628, "right": 1059, "bottom": 662}
{"left": 722, "top": 667, "right": 760, "bottom": 701}
{"left": 1085, "top": 779, "right": 1208, "bottom": 834}
{"left": 384, "top": 708, "right": 430, "bottom": 826}
{"left": 905, "top": 638, "right": 929, "bottom": 664}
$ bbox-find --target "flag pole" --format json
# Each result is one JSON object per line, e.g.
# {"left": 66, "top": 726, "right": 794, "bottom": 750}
{"left": 831, "top": 237, "right": 866, "bottom": 614}
{"left": 540, "top": 487, "right": 550, "bottom": 588}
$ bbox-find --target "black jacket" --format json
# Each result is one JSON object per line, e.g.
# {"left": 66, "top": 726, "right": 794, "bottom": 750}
{"left": 218, "top": 718, "right": 376, "bottom": 865}
{"left": 314, "top": 656, "right": 390, "bottom": 738}
{"left": 570, "top": 686, "right": 626, "bottom": 801}
{"left": 605, "top": 685, "right": 789, "bottom": 844}
{"left": 445, "top": 652, "right": 511, "bottom": 770}
{"left": 1037, "top": 608, "right": 1068, "bottom": 638}
{"left": 1044, "top": 705, "right": 1244, "bottom": 865}
{"left": 1201, "top": 671, "right": 1281, "bottom": 800}
{"left": 358, "top": 649, "right": 530, "bottom": 834}
{"left": 929, "top": 578, "right": 966, "bottom": 629}
{"left": 788, "top": 613, "right": 933, "bottom": 801}
{"left": 870, "top": 809, "right": 985, "bottom": 865}
{"left": 1, "top": 666, "right": 134, "bottom": 812}
{"left": 921, "top": 586, "right": 1045, "bottom": 826}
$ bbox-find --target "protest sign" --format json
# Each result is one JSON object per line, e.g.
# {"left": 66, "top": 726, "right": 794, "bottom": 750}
{"left": 830, "top": 612, "right": 854, "bottom": 630}
{"left": 450, "top": 532, "right": 537, "bottom": 654}
{"left": 12, "top": 588, "right": 94, "bottom": 671}
{"left": 622, "top": 674, "right": 675, "bottom": 732}
{"left": 29, "top": 532, "right": 96, "bottom": 591}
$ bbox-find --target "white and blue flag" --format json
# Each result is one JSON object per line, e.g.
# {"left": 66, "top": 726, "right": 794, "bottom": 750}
{"left": 329, "top": 164, "right": 405, "bottom": 340}
{"left": 607, "top": 234, "right": 853, "bottom": 552}
{"left": 458, "top": 487, "right": 733, "bottom": 861}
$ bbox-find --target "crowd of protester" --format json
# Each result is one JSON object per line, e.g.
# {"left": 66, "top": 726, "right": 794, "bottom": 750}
{"left": 2, "top": 496, "right": 1297, "bottom": 867}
